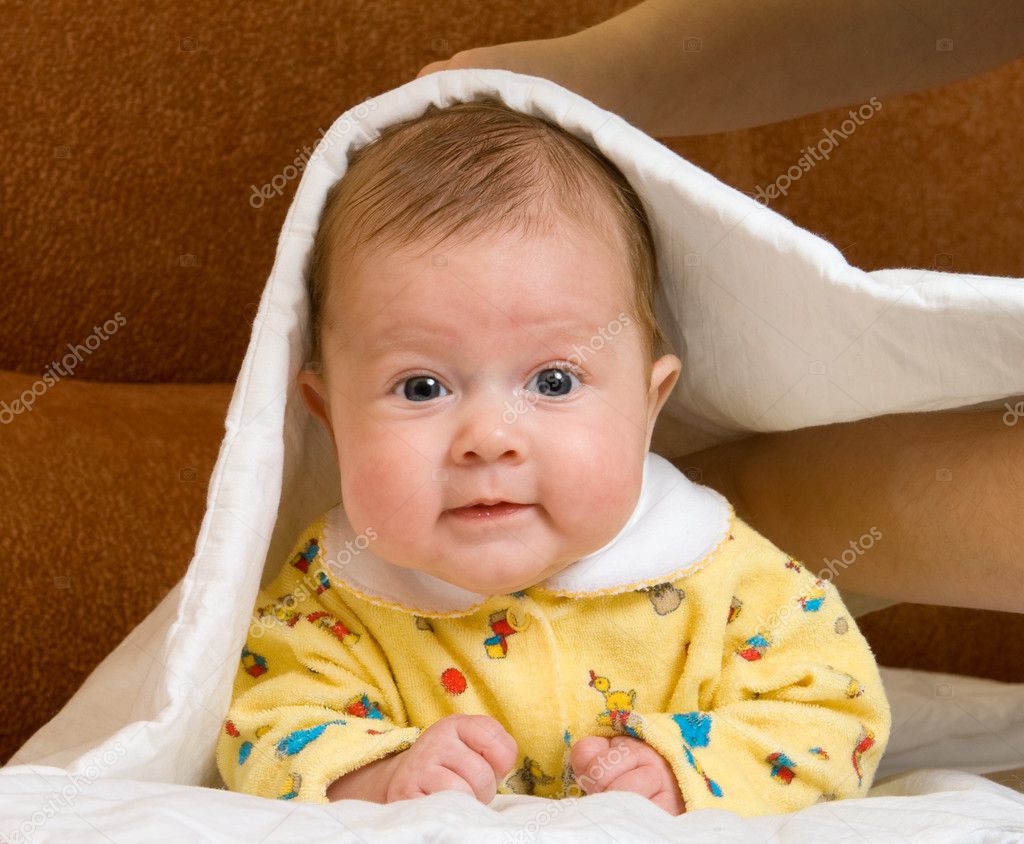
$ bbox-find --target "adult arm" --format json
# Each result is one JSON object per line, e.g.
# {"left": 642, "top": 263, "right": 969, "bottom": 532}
{"left": 675, "top": 407, "right": 1024, "bottom": 613}
{"left": 419, "top": 0, "right": 1024, "bottom": 136}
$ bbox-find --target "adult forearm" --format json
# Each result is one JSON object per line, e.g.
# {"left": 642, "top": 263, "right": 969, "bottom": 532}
{"left": 677, "top": 407, "right": 1024, "bottom": 613}
{"left": 573, "top": 0, "right": 1024, "bottom": 136}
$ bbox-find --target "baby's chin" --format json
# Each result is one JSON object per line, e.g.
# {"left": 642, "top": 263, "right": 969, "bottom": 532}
{"left": 402, "top": 551, "right": 573, "bottom": 595}
{"left": 374, "top": 531, "right": 593, "bottom": 594}
{"left": 422, "top": 565, "right": 550, "bottom": 595}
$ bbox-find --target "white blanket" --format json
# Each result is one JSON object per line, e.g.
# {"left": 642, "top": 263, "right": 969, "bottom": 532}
{"left": 6, "top": 69, "right": 1024, "bottom": 835}
{"left": 3, "top": 667, "right": 1023, "bottom": 840}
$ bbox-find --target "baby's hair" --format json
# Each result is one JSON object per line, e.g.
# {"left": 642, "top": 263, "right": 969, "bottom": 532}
{"left": 305, "top": 96, "right": 669, "bottom": 382}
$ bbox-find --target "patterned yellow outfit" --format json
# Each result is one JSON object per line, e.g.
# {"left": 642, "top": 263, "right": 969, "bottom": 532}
{"left": 216, "top": 453, "right": 890, "bottom": 816}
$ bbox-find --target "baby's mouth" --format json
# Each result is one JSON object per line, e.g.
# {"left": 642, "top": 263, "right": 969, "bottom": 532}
{"left": 446, "top": 502, "right": 532, "bottom": 520}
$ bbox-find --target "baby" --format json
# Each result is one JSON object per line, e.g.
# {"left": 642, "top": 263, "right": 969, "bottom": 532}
{"left": 216, "top": 97, "right": 890, "bottom": 816}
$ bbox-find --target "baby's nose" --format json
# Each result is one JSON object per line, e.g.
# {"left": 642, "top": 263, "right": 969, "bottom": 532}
{"left": 451, "top": 392, "right": 530, "bottom": 464}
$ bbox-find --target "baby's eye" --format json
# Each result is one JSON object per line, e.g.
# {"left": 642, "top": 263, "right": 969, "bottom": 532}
{"left": 527, "top": 365, "right": 582, "bottom": 398}
{"left": 393, "top": 364, "right": 584, "bottom": 403}
{"left": 396, "top": 375, "right": 450, "bottom": 402}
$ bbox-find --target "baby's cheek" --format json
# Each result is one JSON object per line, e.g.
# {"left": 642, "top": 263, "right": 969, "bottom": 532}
{"left": 559, "top": 434, "right": 641, "bottom": 518}
{"left": 338, "top": 443, "right": 433, "bottom": 535}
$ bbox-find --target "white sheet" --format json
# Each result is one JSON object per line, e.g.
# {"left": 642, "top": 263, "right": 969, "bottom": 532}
{"left": 3, "top": 667, "right": 1023, "bottom": 841}
{"left": 6, "top": 68, "right": 1024, "bottom": 834}
{"left": 0, "top": 770, "right": 1021, "bottom": 843}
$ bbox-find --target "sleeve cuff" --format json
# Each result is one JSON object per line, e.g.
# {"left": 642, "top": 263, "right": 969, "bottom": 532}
{"left": 304, "top": 723, "right": 422, "bottom": 804}
{"left": 637, "top": 711, "right": 732, "bottom": 814}
{"left": 239, "top": 721, "right": 422, "bottom": 803}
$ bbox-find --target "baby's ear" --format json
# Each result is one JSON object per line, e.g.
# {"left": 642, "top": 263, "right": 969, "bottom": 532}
{"left": 297, "top": 365, "right": 334, "bottom": 438}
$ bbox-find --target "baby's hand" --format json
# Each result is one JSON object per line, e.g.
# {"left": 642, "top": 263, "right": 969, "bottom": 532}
{"left": 331, "top": 714, "right": 518, "bottom": 805}
{"left": 571, "top": 735, "right": 686, "bottom": 815}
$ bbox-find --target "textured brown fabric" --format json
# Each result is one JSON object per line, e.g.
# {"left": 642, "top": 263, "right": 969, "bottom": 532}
{"left": 2, "top": 2, "right": 1022, "bottom": 382}
{"left": 0, "top": 371, "right": 231, "bottom": 764}
{"left": 857, "top": 604, "right": 1024, "bottom": 684}
{"left": 2, "top": 1, "right": 1021, "bottom": 767}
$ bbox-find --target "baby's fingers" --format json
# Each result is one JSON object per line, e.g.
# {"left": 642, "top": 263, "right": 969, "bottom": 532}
{"left": 455, "top": 715, "right": 519, "bottom": 782}
{"left": 414, "top": 764, "right": 481, "bottom": 800}
{"left": 573, "top": 735, "right": 645, "bottom": 793}
{"left": 602, "top": 754, "right": 686, "bottom": 815}
{"left": 648, "top": 786, "right": 686, "bottom": 816}
{"left": 603, "top": 764, "right": 664, "bottom": 799}
{"left": 570, "top": 736, "right": 607, "bottom": 790}
{"left": 436, "top": 750, "right": 502, "bottom": 804}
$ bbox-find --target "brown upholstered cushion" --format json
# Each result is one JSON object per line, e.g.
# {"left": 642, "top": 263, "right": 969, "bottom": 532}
{"left": 0, "top": 371, "right": 231, "bottom": 763}
{"left": 859, "top": 604, "right": 1024, "bottom": 684}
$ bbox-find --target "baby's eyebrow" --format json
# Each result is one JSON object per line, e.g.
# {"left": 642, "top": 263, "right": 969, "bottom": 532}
{"left": 367, "top": 320, "right": 601, "bottom": 356}
{"left": 365, "top": 327, "right": 460, "bottom": 357}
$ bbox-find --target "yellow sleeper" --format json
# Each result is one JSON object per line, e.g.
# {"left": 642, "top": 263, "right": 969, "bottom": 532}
{"left": 217, "top": 505, "right": 890, "bottom": 815}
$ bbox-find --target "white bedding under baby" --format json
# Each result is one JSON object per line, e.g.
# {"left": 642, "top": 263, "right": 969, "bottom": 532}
{"left": 5, "top": 69, "right": 1024, "bottom": 839}
{"left": 3, "top": 667, "right": 1023, "bottom": 840}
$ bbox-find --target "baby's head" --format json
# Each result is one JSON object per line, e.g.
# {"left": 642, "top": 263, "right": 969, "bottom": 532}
{"left": 298, "top": 97, "right": 681, "bottom": 595}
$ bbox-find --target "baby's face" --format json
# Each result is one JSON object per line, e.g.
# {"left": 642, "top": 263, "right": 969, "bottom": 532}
{"left": 298, "top": 218, "right": 680, "bottom": 595}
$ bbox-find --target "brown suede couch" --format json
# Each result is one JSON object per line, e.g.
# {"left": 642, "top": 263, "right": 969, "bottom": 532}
{"left": 2, "top": 1, "right": 1022, "bottom": 767}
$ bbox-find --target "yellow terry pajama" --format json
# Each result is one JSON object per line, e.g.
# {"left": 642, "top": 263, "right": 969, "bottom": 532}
{"left": 216, "top": 497, "right": 890, "bottom": 816}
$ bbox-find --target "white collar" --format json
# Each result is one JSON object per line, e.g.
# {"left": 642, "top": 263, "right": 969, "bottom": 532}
{"left": 319, "top": 452, "right": 734, "bottom": 616}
